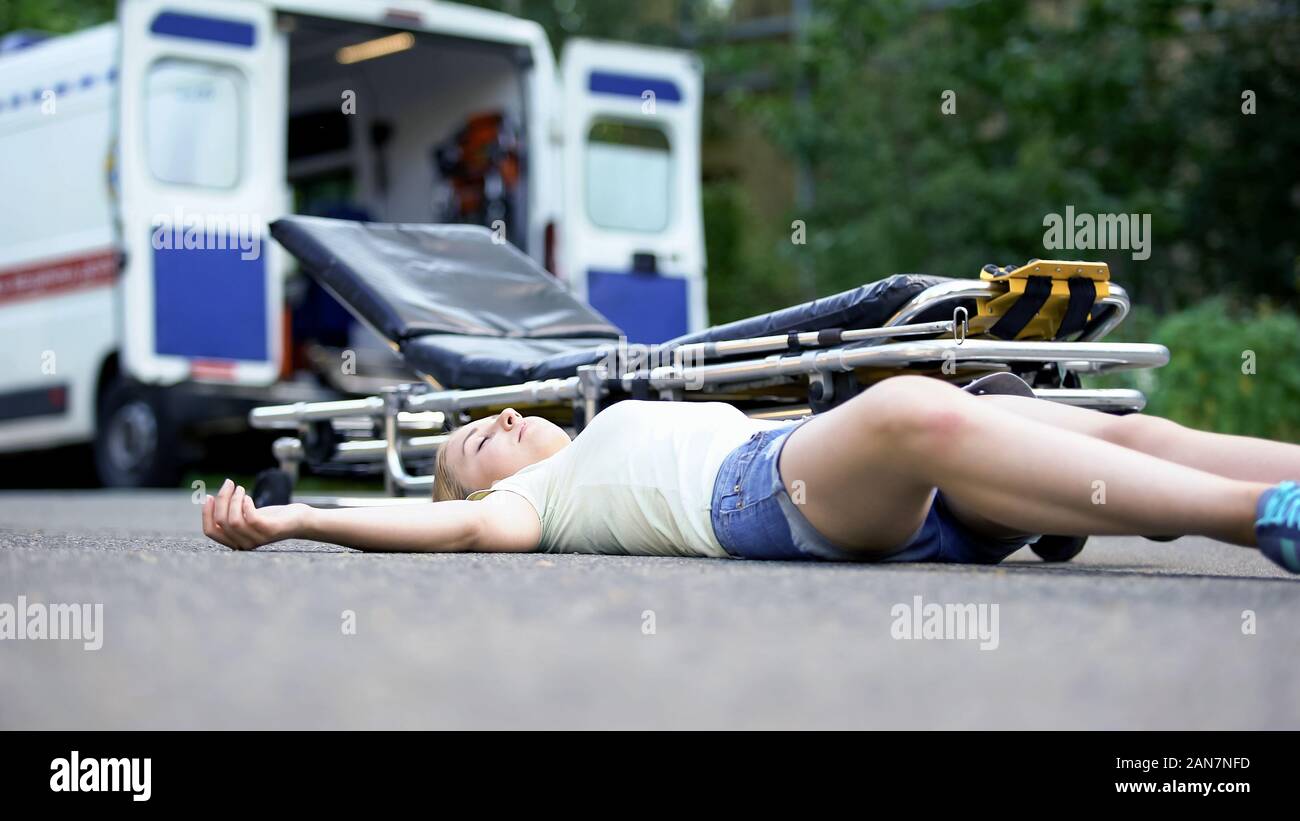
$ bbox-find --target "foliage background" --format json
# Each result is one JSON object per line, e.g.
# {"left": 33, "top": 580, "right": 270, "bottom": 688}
{"left": 3, "top": 0, "right": 1298, "bottom": 438}
{"left": 484, "top": 0, "right": 1300, "bottom": 440}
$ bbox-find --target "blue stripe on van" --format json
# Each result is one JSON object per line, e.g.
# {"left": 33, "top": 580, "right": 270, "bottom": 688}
{"left": 588, "top": 71, "right": 682, "bottom": 103}
{"left": 0, "top": 69, "right": 114, "bottom": 118}
{"left": 587, "top": 269, "right": 688, "bottom": 344}
{"left": 150, "top": 11, "right": 257, "bottom": 48}
{"left": 153, "top": 240, "right": 267, "bottom": 361}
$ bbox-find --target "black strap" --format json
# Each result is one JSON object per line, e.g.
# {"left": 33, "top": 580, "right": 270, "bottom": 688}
{"left": 988, "top": 276, "right": 1052, "bottom": 340}
{"left": 1055, "top": 277, "right": 1096, "bottom": 340}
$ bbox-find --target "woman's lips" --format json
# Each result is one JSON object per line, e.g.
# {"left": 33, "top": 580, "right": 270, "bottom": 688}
{"left": 517, "top": 420, "right": 527, "bottom": 442}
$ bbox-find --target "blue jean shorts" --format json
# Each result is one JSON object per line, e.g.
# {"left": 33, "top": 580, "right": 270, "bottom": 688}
{"left": 709, "top": 422, "right": 1039, "bottom": 563}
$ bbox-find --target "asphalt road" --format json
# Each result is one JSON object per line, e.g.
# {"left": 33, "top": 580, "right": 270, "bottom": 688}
{"left": 1, "top": 490, "right": 1296, "bottom": 729}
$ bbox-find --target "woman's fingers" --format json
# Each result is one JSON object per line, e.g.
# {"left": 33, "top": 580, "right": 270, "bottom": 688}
{"left": 215, "top": 478, "right": 236, "bottom": 527}
{"left": 228, "top": 485, "right": 248, "bottom": 531}
{"left": 213, "top": 480, "right": 251, "bottom": 549}
{"left": 227, "top": 486, "right": 257, "bottom": 549}
{"left": 200, "top": 479, "right": 276, "bottom": 550}
{"left": 241, "top": 494, "right": 268, "bottom": 540}
{"left": 201, "top": 495, "right": 235, "bottom": 549}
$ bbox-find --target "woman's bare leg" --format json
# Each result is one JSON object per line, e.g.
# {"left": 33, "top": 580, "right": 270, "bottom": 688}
{"left": 778, "top": 376, "right": 1266, "bottom": 557}
{"left": 976, "top": 394, "right": 1300, "bottom": 483}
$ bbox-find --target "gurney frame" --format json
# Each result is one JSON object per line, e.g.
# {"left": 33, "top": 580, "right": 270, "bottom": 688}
{"left": 248, "top": 279, "right": 1168, "bottom": 501}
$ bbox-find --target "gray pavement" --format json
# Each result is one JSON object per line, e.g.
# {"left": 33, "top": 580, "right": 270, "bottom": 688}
{"left": 1, "top": 490, "right": 1296, "bottom": 729}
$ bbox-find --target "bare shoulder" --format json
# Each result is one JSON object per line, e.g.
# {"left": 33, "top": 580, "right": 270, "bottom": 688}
{"left": 472, "top": 491, "right": 542, "bottom": 553}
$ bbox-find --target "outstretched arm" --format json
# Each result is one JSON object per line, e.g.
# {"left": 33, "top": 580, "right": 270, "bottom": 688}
{"left": 201, "top": 479, "right": 540, "bottom": 553}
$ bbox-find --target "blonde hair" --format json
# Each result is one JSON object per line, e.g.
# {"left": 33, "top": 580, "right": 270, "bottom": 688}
{"left": 432, "top": 441, "right": 474, "bottom": 502}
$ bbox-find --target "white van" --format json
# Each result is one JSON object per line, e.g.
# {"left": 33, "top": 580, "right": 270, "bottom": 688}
{"left": 0, "top": 0, "right": 705, "bottom": 485}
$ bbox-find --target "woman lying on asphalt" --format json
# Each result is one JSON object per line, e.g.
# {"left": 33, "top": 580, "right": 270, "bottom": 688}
{"left": 202, "top": 375, "right": 1300, "bottom": 573}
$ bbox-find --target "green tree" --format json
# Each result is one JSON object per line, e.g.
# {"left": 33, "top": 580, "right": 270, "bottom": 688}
{"left": 0, "top": 0, "right": 115, "bottom": 34}
{"left": 711, "top": 0, "right": 1300, "bottom": 313}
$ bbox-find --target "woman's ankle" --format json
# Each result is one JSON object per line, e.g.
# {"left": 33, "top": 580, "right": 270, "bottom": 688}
{"left": 1213, "top": 482, "right": 1269, "bottom": 547}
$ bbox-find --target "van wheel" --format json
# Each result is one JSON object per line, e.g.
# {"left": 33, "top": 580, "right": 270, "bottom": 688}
{"left": 94, "top": 380, "right": 181, "bottom": 487}
{"left": 1031, "top": 534, "right": 1088, "bottom": 563}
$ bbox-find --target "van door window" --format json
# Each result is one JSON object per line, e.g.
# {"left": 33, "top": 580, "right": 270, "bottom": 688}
{"left": 145, "top": 60, "right": 243, "bottom": 188}
{"left": 584, "top": 120, "right": 671, "bottom": 233}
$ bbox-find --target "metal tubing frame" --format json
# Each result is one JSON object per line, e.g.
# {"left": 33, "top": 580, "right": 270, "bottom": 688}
{"left": 382, "top": 386, "right": 435, "bottom": 495}
{"left": 616, "top": 338, "right": 1167, "bottom": 394}
{"left": 669, "top": 318, "right": 958, "bottom": 363}
{"left": 250, "top": 395, "right": 384, "bottom": 428}
{"left": 250, "top": 337, "right": 1168, "bottom": 429}
{"left": 249, "top": 278, "right": 1165, "bottom": 497}
{"left": 1031, "top": 388, "right": 1147, "bottom": 413}
{"left": 248, "top": 279, "right": 1154, "bottom": 431}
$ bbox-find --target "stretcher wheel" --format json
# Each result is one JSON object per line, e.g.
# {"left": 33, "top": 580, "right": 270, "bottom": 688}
{"left": 1031, "top": 534, "right": 1087, "bottom": 562}
{"left": 253, "top": 468, "right": 294, "bottom": 508}
{"left": 302, "top": 421, "right": 339, "bottom": 465}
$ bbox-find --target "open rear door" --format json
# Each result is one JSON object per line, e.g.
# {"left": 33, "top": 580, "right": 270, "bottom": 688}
{"left": 117, "top": 0, "right": 286, "bottom": 385}
{"left": 560, "top": 39, "right": 705, "bottom": 344}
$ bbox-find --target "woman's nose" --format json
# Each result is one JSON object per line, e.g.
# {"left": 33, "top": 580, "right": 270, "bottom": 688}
{"left": 497, "top": 408, "right": 520, "bottom": 430}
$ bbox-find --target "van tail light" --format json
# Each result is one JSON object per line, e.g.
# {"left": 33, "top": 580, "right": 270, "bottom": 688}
{"left": 280, "top": 306, "right": 294, "bottom": 380}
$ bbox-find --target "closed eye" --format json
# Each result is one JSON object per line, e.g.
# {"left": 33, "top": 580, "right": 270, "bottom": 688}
{"left": 476, "top": 435, "right": 488, "bottom": 452}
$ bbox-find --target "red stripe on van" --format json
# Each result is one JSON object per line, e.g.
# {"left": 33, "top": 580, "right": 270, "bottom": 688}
{"left": 384, "top": 8, "right": 423, "bottom": 25}
{"left": 189, "top": 360, "right": 239, "bottom": 381}
{"left": 0, "top": 249, "right": 118, "bottom": 305}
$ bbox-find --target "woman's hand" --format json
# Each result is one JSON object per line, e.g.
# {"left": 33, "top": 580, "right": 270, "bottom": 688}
{"left": 202, "top": 478, "right": 310, "bottom": 550}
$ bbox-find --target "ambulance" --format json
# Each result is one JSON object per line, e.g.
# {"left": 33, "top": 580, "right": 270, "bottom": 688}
{"left": 0, "top": 0, "right": 704, "bottom": 485}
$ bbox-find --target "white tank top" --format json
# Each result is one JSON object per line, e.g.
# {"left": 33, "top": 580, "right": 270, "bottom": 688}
{"left": 471, "top": 401, "right": 786, "bottom": 557}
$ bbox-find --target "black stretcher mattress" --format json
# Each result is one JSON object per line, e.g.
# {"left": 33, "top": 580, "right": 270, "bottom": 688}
{"left": 271, "top": 216, "right": 951, "bottom": 389}
{"left": 271, "top": 216, "right": 621, "bottom": 342}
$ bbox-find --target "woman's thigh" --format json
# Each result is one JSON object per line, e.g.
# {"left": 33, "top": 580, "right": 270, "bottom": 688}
{"left": 775, "top": 381, "right": 1116, "bottom": 550}
{"left": 777, "top": 380, "right": 940, "bottom": 553}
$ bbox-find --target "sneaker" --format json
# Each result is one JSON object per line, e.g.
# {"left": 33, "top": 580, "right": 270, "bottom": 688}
{"left": 1254, "top": 481, "right": 1300, "bottom": 573}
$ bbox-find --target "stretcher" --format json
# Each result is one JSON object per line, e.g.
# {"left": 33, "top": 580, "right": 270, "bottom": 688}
{"left": 248, "top": 216, "right": 1170, "bottom": 561}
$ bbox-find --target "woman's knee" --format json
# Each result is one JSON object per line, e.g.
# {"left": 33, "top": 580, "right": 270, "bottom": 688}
{"left": 1099, "top": 412, "right": 1183, "bottom": 452}
{"left": 851, "top": 376, "right": 972, "bottom": 450}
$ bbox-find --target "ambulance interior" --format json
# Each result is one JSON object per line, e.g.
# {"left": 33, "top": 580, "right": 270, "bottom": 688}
{"left": 281, "top": 15, "right": 530, "bottom": 389}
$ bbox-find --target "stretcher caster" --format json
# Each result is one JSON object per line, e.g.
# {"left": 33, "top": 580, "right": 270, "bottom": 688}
{"left": 1031, "top": 534, "right": 1087, "bottom": 562}
{"left": 253, "top": 468, "right": 294, "bottom": 508}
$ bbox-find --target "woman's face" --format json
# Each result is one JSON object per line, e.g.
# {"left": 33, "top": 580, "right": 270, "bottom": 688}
{"left": 445, "top": 408, "right": 571, "bottom": 491}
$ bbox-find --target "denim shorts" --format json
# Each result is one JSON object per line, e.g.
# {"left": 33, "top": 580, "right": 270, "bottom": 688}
{"left": 708, "top": 422, "right": 1039, "bottom": 563}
